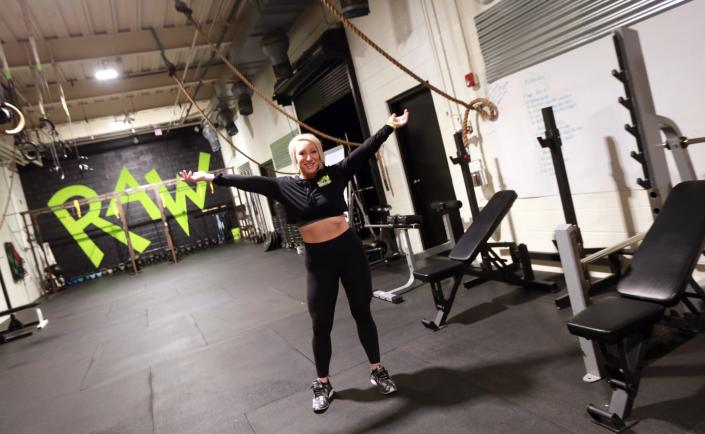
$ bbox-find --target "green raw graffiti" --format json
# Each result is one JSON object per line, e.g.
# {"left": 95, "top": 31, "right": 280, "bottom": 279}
{"left": 47, "top": 185, "right": 151, "bottom": 267}
{"left": 106, "top": 167, "right": 161, "bottom": 219}
{"left": 47, "top": 152, "right": 214, "bottom": 267}
{"left": 144, "top": 152, "right": 211, "bottom": 236}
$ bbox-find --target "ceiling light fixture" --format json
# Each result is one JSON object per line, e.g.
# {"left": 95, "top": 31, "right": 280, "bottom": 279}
{"left": 95, "top": 68, "right": 118, "bottom": 81}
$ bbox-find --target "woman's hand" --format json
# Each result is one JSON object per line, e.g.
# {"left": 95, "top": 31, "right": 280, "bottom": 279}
{"left": 386, "top": 109, "right": 410, "bottom": 129}
{"left": 179, "top": 170, "right": 214, "bottom": 184}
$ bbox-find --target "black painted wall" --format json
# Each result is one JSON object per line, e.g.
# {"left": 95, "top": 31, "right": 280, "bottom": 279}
{"left": 19, "top": 127, "right": 234, "bottom": 279}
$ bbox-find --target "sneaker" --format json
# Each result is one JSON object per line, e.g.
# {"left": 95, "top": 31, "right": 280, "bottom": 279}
{"left": 370, "top": 366, "right": 397, "bottom": 394}
{"left": 311, "top": 379, "right": 334, "bottom": 413}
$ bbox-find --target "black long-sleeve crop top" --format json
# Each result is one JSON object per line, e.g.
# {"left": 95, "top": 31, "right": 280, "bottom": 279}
{"left": 212, "top": 125, "right": 394, "bottom": 226}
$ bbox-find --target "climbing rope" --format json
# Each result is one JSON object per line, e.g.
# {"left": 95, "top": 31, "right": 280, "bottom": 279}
{"left": 169, "top": 72, "right": 296, "bottom": 175}
{"left": 173, "top": 2, "right": 362, "bottom": 149}
{"left": 151, "top": 27, "right": 296, "bottom": 175}
{"left": 318, "top": 0, "right": 498, "bottom": 149}
{"left": 171, "top": 0, "right": 498, "bottom": 171}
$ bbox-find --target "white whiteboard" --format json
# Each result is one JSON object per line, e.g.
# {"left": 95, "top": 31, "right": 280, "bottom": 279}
{"left": 486, "top": 0, "right": 705, "bottom": 198}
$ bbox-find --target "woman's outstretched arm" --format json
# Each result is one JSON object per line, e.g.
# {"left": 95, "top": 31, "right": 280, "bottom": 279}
{"left": 179, "top": 170, "right": 282, "bottom": 200}
{"left": 336, "top": 109, "right": 409, "bottom": 177}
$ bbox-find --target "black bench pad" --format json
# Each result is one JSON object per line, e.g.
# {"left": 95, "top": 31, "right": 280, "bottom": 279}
{"left": 449, "top": 190, "right": 517, "bottom": 262}
{"left": 618, "top": 181, "right": 705, "bottom": 305}
{"left": 414, "top": 259, "right": 464, "bottom": 282}
{"left": 567, "top": 297, "right": 664, "bottom": 344}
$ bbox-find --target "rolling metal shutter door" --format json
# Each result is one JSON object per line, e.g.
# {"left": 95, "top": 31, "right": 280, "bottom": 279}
{"left": 476, "top": 0, "right": 689, "bottom": 83}
{"left": 293, "top": 63, "right": 351, "bottom": 121}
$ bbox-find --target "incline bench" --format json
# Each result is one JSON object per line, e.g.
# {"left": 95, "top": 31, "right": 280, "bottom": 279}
{"left": 567, "top": 180, "right": 705, "bottom": 432}
{"left": 412, "top": 190, "right": 518, "bottom": 331}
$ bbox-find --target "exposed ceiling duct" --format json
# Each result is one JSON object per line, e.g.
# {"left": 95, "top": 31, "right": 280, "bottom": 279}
{"left": 232, "top": 82, "right": 253, "bottom": 116}
{"left": 206, "top": 0, "right": 313, "bottom": 124}
{"left": 341, "top": 0, "right": 370, "bottom": 18}
{"left": 273, "top": 29, "right": 349, "bottom": 106}
{"left": 0, "top": 0, "right": 314, "bottom": 135}
{"left": 216, "top": 108, "right": 238, "bottom": 137}
{"left": 261, "top": 32, "right": 293, "bottom": 87}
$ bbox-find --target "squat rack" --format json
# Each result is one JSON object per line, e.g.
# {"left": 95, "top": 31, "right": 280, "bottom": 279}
{"left": 558, "top": 26, "right": 702, "bottom": 382}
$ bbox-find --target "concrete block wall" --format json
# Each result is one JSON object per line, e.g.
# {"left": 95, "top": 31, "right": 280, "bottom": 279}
{"left": 17, "top": 127, "right": 232, "bottom": 279}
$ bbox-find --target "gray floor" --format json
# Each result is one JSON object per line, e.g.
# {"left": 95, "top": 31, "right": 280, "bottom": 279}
{"left": 1, "top": 242, "right": 704, "bottom": 433}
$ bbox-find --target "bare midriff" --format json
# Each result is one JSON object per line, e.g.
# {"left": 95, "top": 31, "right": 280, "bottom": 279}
{"left": 298, "top": 215, "right": 349, "bottom": 244}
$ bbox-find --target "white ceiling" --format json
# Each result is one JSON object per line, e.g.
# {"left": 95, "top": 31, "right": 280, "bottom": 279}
{"left": 1, "top": 0, "right": 240, "bottom": 126}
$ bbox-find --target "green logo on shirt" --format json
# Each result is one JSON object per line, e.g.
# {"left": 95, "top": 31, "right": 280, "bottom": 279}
{"left": 317, "top": 174, "right": 332, "bottom": 187}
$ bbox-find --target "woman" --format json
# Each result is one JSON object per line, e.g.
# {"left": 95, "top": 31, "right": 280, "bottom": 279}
{"left": 180, "top": 109, "right": 409, "bottom": 413}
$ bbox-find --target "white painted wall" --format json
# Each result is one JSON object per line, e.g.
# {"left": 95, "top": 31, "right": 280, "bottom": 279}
{"left": 212, "top": 0, "right": 664, "bottom": 262}
{"left": 453, "top": 0, "right": 701, "bottom": 279}
{"left": 0, "top": 159, "right": 43, "bottom": 323}
{"left": 342, "top": 0, "right": 478, "bottom": 252}
{"left": 53, "top": 100, "right": 210, "bottom": 141}
{"left": 236, "top": 0, "right": 702, "bottom": 277}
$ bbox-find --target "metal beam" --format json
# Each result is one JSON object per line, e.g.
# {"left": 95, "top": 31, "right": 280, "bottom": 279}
{"left": 23, "top": 86, "right": 214, "bottom": 125}
{"left": 18, "top": 64, "right": 232, "bottom": 106}
{"left": 15, "top": 58, "right": 263, "bottom": 111}
{"left": 1, "top": 24, "right": 237, "bottom": 73}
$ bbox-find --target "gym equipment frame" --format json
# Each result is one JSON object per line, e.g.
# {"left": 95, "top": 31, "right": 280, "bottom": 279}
{"left": 370, "top": 201, "right": 459, "bottom": 303}
{"left": 613, "top": 27, "right": 697, "bottom": 215}
{"left": 538, "top": 106, "right": 624, "bottom": 310}
{"left": 413, "top": 190, "right": 556, "bottom": 331}
{"left": 565, "top": 180, "right": 705, "bottom": 432}
{"left": 449, "top": 131, "right": 557, "bottom": 295}
{"left": 557, "top": 24, "right": 704, "bottom": 387}
{"left": 0, "top": 268, "right": 48, "bottom": 345}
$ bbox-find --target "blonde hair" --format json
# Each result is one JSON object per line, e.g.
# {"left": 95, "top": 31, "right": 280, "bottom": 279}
{"left": 288, "top": 133, "right": 324, "bottom": 174}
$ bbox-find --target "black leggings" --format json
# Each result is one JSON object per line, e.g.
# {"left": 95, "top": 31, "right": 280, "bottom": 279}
{"left": 304, "top": 228, "right": 380, "bottom": 378}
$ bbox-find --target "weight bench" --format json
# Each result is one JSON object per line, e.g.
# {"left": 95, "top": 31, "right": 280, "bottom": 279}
{"left": 566, "top": 180, "right": 705, "bottom": 432}
{"left": 413, "top": 190, "right": 518, "bottom": 331}
{"left": 0, "top": 301, "right": 49, "bottom": 344}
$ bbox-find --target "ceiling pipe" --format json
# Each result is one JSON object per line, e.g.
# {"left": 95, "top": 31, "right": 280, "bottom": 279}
{"left": 216, "top": 107, "right": 238, "bottom": 137}
{"left": 179, "top": 1, "right": 242, "bottom": 125}
{"left": 261, "top": 32, "right": 293, "bottom": 87}
{"left": 168, "top": 0, "right": 213, "bottom": 125}
{"left": 231, "top": 81, "right": 252, "bottom": 116}
{"left": 340, "top": 0, "right": 370, "bottom": 18}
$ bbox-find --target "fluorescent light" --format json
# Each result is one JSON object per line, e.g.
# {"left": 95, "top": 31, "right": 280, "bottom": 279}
{"left": 95, "top": 68, "right": 118, "bottom": 80}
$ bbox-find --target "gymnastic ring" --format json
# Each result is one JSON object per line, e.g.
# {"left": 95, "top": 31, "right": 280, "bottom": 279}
{"left": 3, "top": 102, "right": 26, "bottom": 135}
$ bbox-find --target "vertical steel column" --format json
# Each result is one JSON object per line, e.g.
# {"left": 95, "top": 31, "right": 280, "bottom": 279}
{"left": 452, "top": 130, "right": 480, "bottom": 218}
{"left": 614, "top": 28, "right": 672, "bottom": 216}
{"left": 115, "top": 195, "right": 138, "bottom": 274}
{"left": 555, "top": 223, "right": 603, "bottom": 382}
{"left": 29, "top": 213, "right": 51, "bottom": 293}
{"left": 152, "top": 186, "right": 178, "bottom": 263}
{"left": 0, "top": 257, "right": 12, "bottom": 309}
{"left": 21, "top": 212, "right": 44, "bottom": 293}
{"left": 538, "top": 107, "right": 580, "bottom": 238}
